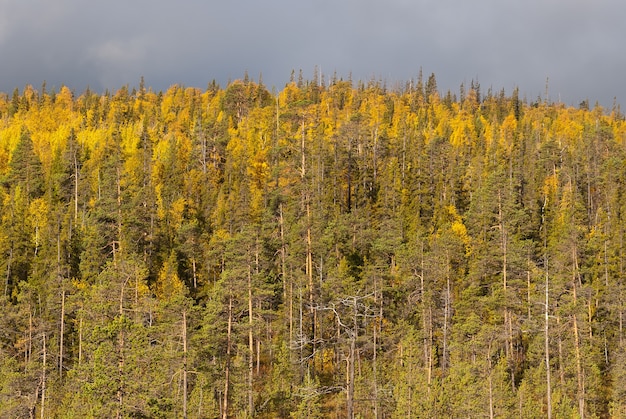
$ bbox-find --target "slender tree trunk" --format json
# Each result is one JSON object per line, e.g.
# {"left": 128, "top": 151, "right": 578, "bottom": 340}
{"left": 256, "top": 328, "right": 261, "bottom": 375}
{"left": 28, "top": 307, "right": 33, "bottom": 365}
{"left": 248, "top": 267, "right": 254, "bottom": 417}
{"left": 223, "top": 293, "right": 233, "bottom": 419}
{"left": 192, "top": 258, "right": 197, "bottom": 289}
{"left": 542, "top": 195, "right": 552, "bottom": 419}
{"left": 301, "top": 119, "right": 317, "bottom": 368}
{"left": 74, "top": 148, "right": 79, "bottom": 222}
{"left": 182, "top": 309, "right": 188, "bottom": 419}
{"left": 279, "top": 203, "right": 294, "bottom": 363}
{"left": 117, "top": 323, "right": 125, "bottom": 418}
{"left": 306, "top": 200, "right": 316, "bottom": 365}
{"left": 617, "top": 228, "right": 624, "bottom": 348}
{"left": 373, "top": 288, "right": 382, "bottom": 419}
{"left": 545, "top": 266, "right": 552, "bottom": 419}
{"left": 5, "top": 246, "right": 13, "bottom": 296}
{"left": 572, "top": 251, "right": 585, "bottom": 419}
{"left": 347, "top": 299, "right": 357, "bottom": 419}
{"left": 298, "top": 285, "right": 304, "bottom": 375}
{"left": 279, "top": 204, "right": 290, "bottom": 341}
{"left": 427, "top": 305, "right": 433, "bottom": 388}
{"left": 442, "top": 252, "right": 451, "bottom": 373}
{"left": 59, "top": 290, "right": 65, "bottom": 379}
{"left": 116, "top": 166, "right": 122, "bottom": 259}
{"left": 488, "top": 341, "right": 494, "bottom": 419}
{"left": 78, "top": 307, "right": 83, "bottom": 366}
{"left": 573, "top": 313, "right": 584, "bottom": 419}
{"left": 556, "top": 316, "right": 564, "bottom": 386}
{"left": 419, "top": 245, "right": 433, "bottom": 390}
{"left": 527, "top": 270, "right": 532, "bottom": 321}
{"left": 499, "top": 190, "right": 515, "bottom": 386}
{"left": 40, "top": 333, "right": 46, "bottom": 419}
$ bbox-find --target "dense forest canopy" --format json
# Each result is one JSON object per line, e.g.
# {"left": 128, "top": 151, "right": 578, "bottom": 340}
{"left": 1, "top": 74, "right": 626, "bottom": 418}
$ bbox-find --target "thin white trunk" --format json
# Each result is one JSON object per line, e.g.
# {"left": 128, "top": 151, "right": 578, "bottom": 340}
{"left": 222, "top": 294, "right": 233, "bottom": 419}
{"left": 78, "top": 309, "right": 83, "bottom": 366}
{"left": 545, "top": 267, "right": 552, "bottom": 419}
{"left": 59, "top": 290, "right": 65, "bottom": 379}
{"left": 182, "top": 310, "right": 188, "bottom": 419}
{"left": 40, "top": 333, "right": 46, "bottom": 419}
{"left": 248, "top": 267, "right": 254, "bottom": 417}
{"left": 442, "top": 253, "right": 451, "bottom": 373}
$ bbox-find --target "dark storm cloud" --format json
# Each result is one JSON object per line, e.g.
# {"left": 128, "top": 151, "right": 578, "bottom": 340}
{"left": 0, "top": 0, "right": 624, "bottom": 107}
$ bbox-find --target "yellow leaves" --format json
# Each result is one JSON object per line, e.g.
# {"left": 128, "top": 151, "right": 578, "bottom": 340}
{"left": 2, "top": 122, "right": 23, "bottom": 149}
{"left": 154, "top": 183, "right": 166, "bottom": 220}
{"left": 0, "top": 123, "right": 23, "bottom": 176}
{"left": 543, "top": 172, "right": 559, "bottom": 200}
{"left": 55, "top": 86, "right": 74, "bottom": 112}
{"left": 483, "top": 116, "right": 495, "bottom": 151}
{"left": 120, "top": 125, "right": 143, "bottom": 186}
{"left": 428, "top": 101, "right": 451, "bottom": 145}
{"left": 500, "top": 114, "right": 517, "bottom": 144}
{"left": 0, "top": 147, "right": 8, "bottom": 178}
{"left": 28, "top": 198, "right": 48, "bottom": 228}
{"left": 77, "top": 127, "right": 109, "bottom": 154}
{"left": 449, "top": 110, "right": 474, "bottom": 148}
{"left": 154, "top": 253, "right": 185, "bottom": 300}
{"left": 450, "top": 218, "right": 469, "bottom": 240}
{"left": 553, "top": 107, "right": 584, "bottom": 149}
{"left": 612, "top": 117, "right": 626, "bottom": 146}
{"left": 447, "top": 205, "right": 472, "bottom": 255}
{"left": 119, "top": 123, "right": 140, "bottom": 155}
{"left": 72, "top": 278, "right": 88, "bottom": 291}
{"left": 28, "top": 197, "right": 48, "bottom": 249}
{"left": 278, "top": 82, "right": 302, "bottom": 106}
{"left": 170, "top": 197, "right": 187, "bottom": 230}
{"left": 248, "top": 150, "right": 270, "bottom": 186}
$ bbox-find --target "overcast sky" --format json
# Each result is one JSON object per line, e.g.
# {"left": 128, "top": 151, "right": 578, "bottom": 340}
{"left": 1, "top": 0, "right": 624, "bottom": 108}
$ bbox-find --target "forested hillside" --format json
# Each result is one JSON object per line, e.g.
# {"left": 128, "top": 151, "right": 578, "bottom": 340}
{"left": 1, "top": 73, "right": 626, "bottom": 418}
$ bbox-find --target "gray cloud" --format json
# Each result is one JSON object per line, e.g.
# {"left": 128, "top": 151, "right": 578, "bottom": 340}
{"left": 0, "top": 0, "right": 624, "bottom": 107}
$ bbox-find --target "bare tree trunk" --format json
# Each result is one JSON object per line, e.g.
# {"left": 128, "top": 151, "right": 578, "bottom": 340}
{"left": 192, "top": 258, "right": 197, "bottom": 289}
{"left": 542, "top": 195, "right": 552, "bottom": 419}
{"left": 248, "top": 267, "right": 254, "bottom": 417}
{"left": 182, "top": 309, "right": 188, "bottom": 419}
{"left": 117, "top": 325, "right": 125, "bottom": 418}
{"left": 74, "top": 146, "right": 79, "bottom": 222}
{"left": 5, "top": 246, "right": 13, "bottom": 296}
{"left": 427, "top": 305, "right": 434, "bottom": 388}
{"left": 346, "top": 299, "right": 357, "bottom": 419}
{"left": 306, "top": 200, "right": 316, "bottom": 366}
{"left": 573, "top": 313, "right": 584, "bottom": 419}
{"left": 442, "top": 252, "right": 451, "bottom": 373}
{"left": 40, "top": 333, "right": 46, "bottom": 419}
{"left": 488, "top": 341, "right": 494, "bottom": 419}
{"left": 257, "top": 328, "right": 261, "bottom": 375}
{"left": 59, "top": 290, "right": 65, "bottom": 379}
{"left": 527, "top": 270, "right": 532, "bottom": 321}
{"left": 556, "top": 316, "right": 564, "bottom": 386}
{"left": 498, "top": 190, "right": 515, "bottom": 386}
{"left": 114, "top": 166, "right": 122, "bottom": 262}
{"left": 373, "top": 286, "right": 382, "bottom": 419}
{"left": 78, "top": 308, "right": 83, "bottom": 366}
{"left": 572, "top": 251, "right": 585, "bottom": 419}
{"left": 279, "top": 203, "right": 293, "bottom": 350}
{"left": 222, "top": 293, "right": 233, "bottom": 419}
{"left": 419, "top": 245, "right": 434, "bottom": 390}
{"left": 545, "top": 267, "right": 552, "bottom": 419}
{"left": 28, "top": 307, "right": 33, "bottom": 365}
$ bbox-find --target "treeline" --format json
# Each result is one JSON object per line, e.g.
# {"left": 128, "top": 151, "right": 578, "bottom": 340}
{"left": 0, "top": 73, "right": 625, "bottom": 418}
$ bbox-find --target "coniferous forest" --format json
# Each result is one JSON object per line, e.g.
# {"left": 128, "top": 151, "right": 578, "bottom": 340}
{"left": 2, "top": 73, "right": 626, "bottom": 418}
